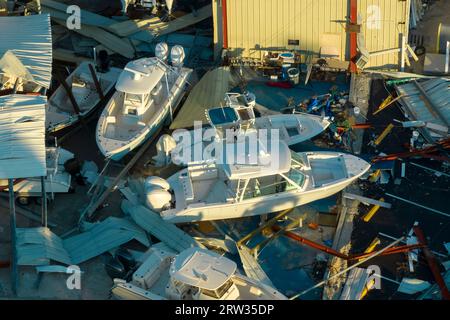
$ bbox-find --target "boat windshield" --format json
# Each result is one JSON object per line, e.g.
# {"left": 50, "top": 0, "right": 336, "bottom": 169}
{"left": 201, "top": 279, "right": 234, "bottom": 299}
{"left": 240, "top": 152, "right": 307, "bottom": 199}
{"left": 284, "top": 151, "right": 307, "bottom": 190}
{"left": 208, "top": 107, "right": 238, "bottom": 125}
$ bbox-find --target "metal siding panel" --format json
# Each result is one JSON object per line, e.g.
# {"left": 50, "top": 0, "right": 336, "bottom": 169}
{"left": 0, "top": 14, "right": 52, "bottom": 88}
{"left": 225, "top": 0, "right": 408, "bottom": 69}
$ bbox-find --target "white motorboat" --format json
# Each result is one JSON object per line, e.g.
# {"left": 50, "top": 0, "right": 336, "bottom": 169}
{"left": 112, "top": 245, "right": 287, "bottom": 300}
{"left": 46, "top": 62, "right": 122, "bottom": 133}
{"left": 208, "top": 93, "right": 330, "bottom": 145}
{"left": 96, "top": 44, "right": 192, "bottom": 161}
{"left": 170, "top": 92, "right": 330, "bottom": 165}
{"left": 144, "top": 138, "right": 370, "bottom": 223}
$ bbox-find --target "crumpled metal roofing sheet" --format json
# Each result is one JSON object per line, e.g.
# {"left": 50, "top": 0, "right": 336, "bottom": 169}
{"left": 63, "top": 217, "right": 150, "bottom": 264}
{"left": 396, "top": 78, "right": 450, "bottom": 141}
{"left": 121, "top": 200, "right": 200, "bottom": 253}
{"left": 16, "top": 218, "right": 150, "bottom": 266}
{"left": 0, "top": 94, "right": 47, "bottom": 179}
{"left": 16, "top": 227, "right": 72, "bottom": 266}
{"left": 0, "top": 14, "right": 52, "bottom": 88}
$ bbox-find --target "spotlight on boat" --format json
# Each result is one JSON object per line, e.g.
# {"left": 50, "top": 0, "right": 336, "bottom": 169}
{"left": 170, "top": 45, "right": 185, "bottom": 68}
{"left": 155, "top": 42, "right": 169, "bottom": 62}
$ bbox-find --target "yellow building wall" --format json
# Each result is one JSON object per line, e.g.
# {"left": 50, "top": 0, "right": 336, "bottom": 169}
{"left": 221, "top": 0, "right": 410, "bottom": 69}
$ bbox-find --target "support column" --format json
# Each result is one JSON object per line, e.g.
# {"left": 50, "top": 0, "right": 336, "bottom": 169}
{"left": 349, "top": 0, "right": 358, "bottom": 73}
{"left": 8, "top": 179, "right": 18, "bottom": 295}
{"left": 41, "top": 176, "right": 47, "bottom": 228}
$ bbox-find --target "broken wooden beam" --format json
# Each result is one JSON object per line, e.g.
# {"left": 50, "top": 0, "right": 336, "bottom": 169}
{"left": 362, "top": 198, "right": 384, "bottom": 222}
{"left": 373, "top": 95, "right": 404, "bottom": 115}
{"left": 236, "top": 208, "right": 293, "bottom": 247}
{"left": 358, "top": 237, "right": 381, "bottom": 261}
{"left": 374, "top": 123, "right": 394, "bottom": 146}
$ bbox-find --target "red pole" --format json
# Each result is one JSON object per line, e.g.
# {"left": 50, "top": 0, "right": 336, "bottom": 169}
{"left": 349, "top": 0, "right": 358, "bottom": 73}
{"left": 272, "top": 225, "right": 350, "bottom": 260}
{"left": 273, "top": 225, "right": 425, "bottom": 261}
{"left": 414, "top": 226, "right": 450, "bottom": 300}
{"left": 222, "top": 0, "right": 228, "bottom": 49}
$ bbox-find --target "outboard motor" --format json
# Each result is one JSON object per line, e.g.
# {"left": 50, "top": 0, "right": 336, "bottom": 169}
{"left": 155, "top": 42, "right": 169, "bottom": 62}
{"left": 152, "top": 134, "right": 177, "bottom": 167}
{"left": 144, "top": 176, "right": 171, "bottom": 190}
{"left": 144, "top": 176, "right": 172, "bottom": 212}
{"left": 170, "top": 45, "right": 185, "bottom": 69}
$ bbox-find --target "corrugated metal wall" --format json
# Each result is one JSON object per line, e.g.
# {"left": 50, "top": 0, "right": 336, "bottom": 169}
{"left": 222, "top": 0, "right": 410, "bottom": 69}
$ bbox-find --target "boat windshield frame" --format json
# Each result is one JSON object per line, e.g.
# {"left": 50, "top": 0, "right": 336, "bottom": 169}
{"left": 231, "top": 151, "right": 307, "bottom": 201}
{"left": 200, "top": 278, "right": 234, "bottom": 299}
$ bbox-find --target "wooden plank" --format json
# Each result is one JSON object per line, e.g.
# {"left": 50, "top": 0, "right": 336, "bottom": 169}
{"left": 373, "top": 95, "right": 404, "bottom": 115}
{"left": 342, "top": 192, "right": 392, "bottom": 209}
{"left": 374, "top": 123, "right": 394, "bottom": 146}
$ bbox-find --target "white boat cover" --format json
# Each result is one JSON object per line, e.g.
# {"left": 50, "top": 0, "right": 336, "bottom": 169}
{"left": 0, "top": 94, "right": 47, "bottom": 179}
{"left": 170, "top": 247, "right": 237, "bottom": 291}
{"left": 0, "top": 14, "right": 52, "bottom": 88}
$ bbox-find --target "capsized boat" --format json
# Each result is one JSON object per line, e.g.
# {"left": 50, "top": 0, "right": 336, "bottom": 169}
{"left": 112, "top": 246, "right": 287, "bottom": 300}
{"left": 46, "top": 61, "right": 122, "bottom": 133}
{"left": 145, "top": 138, "right": 371, "bottom": 223}
{"left": 96, "top": 44, "right": 192, "bottom": 161}
{"left": 170, "top": 92, "right": 330, "bottom": 165}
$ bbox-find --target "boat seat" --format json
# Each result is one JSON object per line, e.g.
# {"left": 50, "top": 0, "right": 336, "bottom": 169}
{"left": 189, "top": 167, "right": 218, "bottom": 181}
{"left": 106, "top": 116, "right": 116, "bottom": 124}
{"left": 132, "top": 251, "right": 173, "bottom": 289}
{"left": 104, "top": 116, "right": 117, "bottom": 138}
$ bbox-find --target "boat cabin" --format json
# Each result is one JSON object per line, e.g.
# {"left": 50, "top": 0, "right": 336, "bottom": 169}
{"left": 171, "top": 139, "right": 310, "bottom": 211}
{"left": 167, "top": 248, "right": 240, "bottom": 300}
{"left": 220, "top": 140, "right": 309, "bottom": 201}
{"left": 115, "top": 58, "right": 167, "bottom": 127}
{"left": 206, "top": 92, "right": 256, "bottom": 131}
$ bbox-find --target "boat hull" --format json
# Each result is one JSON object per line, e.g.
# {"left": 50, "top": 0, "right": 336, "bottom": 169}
{"left": 46, "top": 63, "right": 122, "bottom": 133}
{"left": 162, "top": 169, "right": 367, "bottom": 223}
{"left": 96, "top": 69, "right": 192, "bottom": 161}
{"left": 107, "top": 114, "right": 168, "bottom": 161}
{"left": 161, "top": 152, "right": 370, "bottom": 223}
